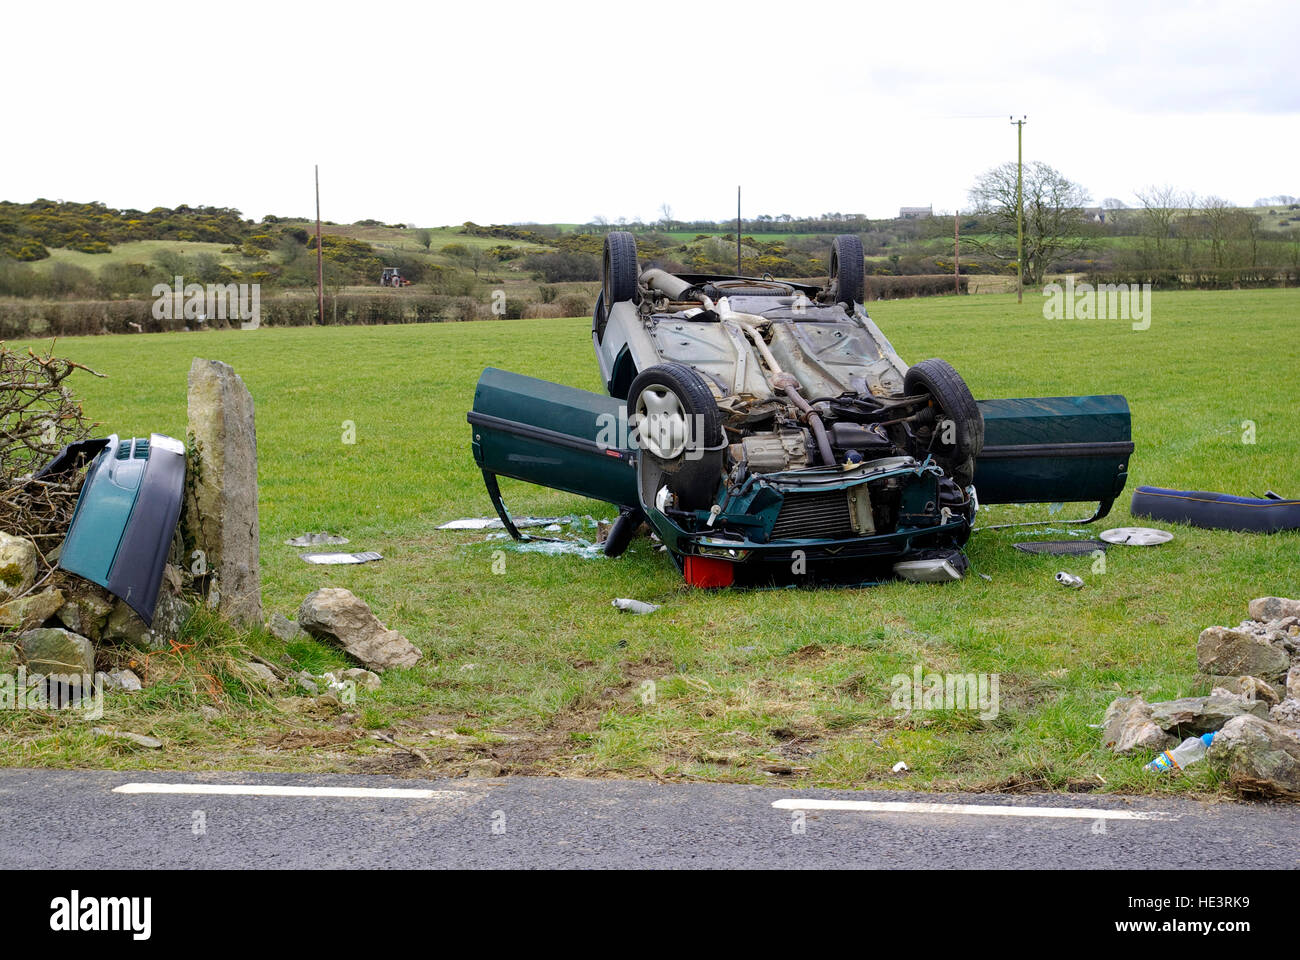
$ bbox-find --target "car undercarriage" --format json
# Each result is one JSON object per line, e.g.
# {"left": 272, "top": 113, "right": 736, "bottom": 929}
{"left": 468, "top": 232, "right": 1134, "bottom": 587}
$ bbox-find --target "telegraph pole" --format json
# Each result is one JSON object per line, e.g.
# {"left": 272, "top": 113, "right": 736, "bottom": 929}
{"left": 954, "top": 209, "right": 960, "bottom": 294}
{"left": 1010, "top": 116, "right": 1027, "bottom": 303}
{"left": 315, "top": 165, "right": 324, "bottom": 326}
{"left": 736, "top": 185, "right": 742, "bottom": 275}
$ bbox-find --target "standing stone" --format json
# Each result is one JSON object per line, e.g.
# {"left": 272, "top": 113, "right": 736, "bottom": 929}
{"left": 185, "top": 358, "right": 262, "bottom": 626}
{"left": 0, "top": 532, "right": 37, "bottom": 601}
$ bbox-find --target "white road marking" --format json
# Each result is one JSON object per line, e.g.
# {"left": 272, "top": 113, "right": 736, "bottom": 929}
{"left": 113, "top": 782, "right": 462, "bottom": 800}
{"left": 772, "top": 798, "right": 1177, "bottom": 821}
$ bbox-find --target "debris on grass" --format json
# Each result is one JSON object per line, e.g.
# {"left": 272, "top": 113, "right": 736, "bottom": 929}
{"left": 1099, "top": 526, "right": 1174, "bottom": 546}
{"left": 91, "top": 727, "right": 162, "bottom": 749}
{"left": 299, "top": 551, "right": 383, "bottom": 565}
{"left": 612, "top": 598, "right": 660, "bottom": 615}
{"left": 284, "top": 532, "right": 349, "bottom": 546}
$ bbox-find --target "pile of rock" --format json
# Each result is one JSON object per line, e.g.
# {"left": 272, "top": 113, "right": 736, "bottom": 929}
{"left": 1102, "top": 596, "right": 1300, "bottom": 798}
{"left": 1, "top": 528, "right": 194, "bottom": 687}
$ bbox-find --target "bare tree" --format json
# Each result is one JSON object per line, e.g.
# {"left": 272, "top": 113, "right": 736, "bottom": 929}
{"left": 1200, "top": 196, "right": 1236, "bottom": 268}
{"left": 967, "top": 161, "right": 1091, "bottom": 285}
{"left": 1135, "top": 185, "right": 1181, "bottom": 267}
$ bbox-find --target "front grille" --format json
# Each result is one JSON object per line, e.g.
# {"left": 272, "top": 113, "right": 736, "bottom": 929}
{"left": 770, "top": 490, "right": 855, "bottom": 540}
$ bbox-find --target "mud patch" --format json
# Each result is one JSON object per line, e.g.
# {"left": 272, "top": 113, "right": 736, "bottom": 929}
{"left": 263, "top": 729, "right": 362, "bottom": 750}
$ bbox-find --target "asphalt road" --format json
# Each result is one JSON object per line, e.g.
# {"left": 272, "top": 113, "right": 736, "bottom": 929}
{"left": 1, "top": 768, "right": 1296, "bottom": 869}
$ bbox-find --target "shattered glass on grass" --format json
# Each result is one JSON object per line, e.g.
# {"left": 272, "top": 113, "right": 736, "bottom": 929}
{"left": 448, "top": 514, "right": 611, "bottom": 560}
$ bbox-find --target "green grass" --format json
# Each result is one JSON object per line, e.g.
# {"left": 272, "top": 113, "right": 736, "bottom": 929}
{"left": 3, "top": 288, "right": 1298, "bottom": 794}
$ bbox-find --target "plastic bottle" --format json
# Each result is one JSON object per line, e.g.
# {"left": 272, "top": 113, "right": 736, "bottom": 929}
{"left": 1144, "top": 732, "right": 1215, "bottom": 772}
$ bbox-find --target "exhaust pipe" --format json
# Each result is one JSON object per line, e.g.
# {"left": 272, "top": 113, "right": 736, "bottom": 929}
{"left": 640, "top": 268, "right": 695, "bottom": 300}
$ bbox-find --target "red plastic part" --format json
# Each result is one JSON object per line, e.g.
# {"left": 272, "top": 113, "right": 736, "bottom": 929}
{"left": 683, "top": 554, "right": 735, "bottom": 588}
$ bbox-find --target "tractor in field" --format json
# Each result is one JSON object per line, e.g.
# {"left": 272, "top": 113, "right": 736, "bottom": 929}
{"left": 380, "top": 267, "right": 410, "bottom": 288}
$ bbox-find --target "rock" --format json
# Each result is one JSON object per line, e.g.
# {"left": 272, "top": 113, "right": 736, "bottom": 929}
{"left": 199, "top": 705, "right": 221, "bottom": 721}
{"left": 297, "top": 588, "right": 421, "bottom": 671}
{"left": 1149, "top": 695, "right": 1270, "bottom": 735}
{"left": 1270, "top": 699, "right": 1300, "bottom": 728}
{"left": 185, "top": 358, "right": 263, "bottom": 626}
{"left": 268, "top": 612, "right": 308, "bottom": 642}
{"left": 245, "top": 661, "right": 281, "bottom": 686}
{"left": 100, "top": 668, "right": 142, "bottom": 693}
{"left": 91, "top": 727, "right": 162, "bottom": 749}
{"left": 341, "top": 667, "right": 382, "bottom": 691}
{"left": 102, "top": 593, "right": 194, "bottom": 652}
{"left": 1289, "top": 665, "right": 1300, "bottom": 702}
{"left": 0, "top": 587, "right": 65, "bottom": 631}
{"left": 1249, "top": 597, "right": 1300, "bottom": 622}
{"left": 1101, "top": 697, "right": 1176, "bottom": 754}
{"left": 1238, "top": 677, "right": 1280, "bottom": 705}
{"left": 17, "top": 628, "right": 95, "bottom": 676}
{"left": 1196, "top": 626, "right": 1290, "bottom": 681}
{"left": 0, "top": 641, "right": 18, "bottom": 673}
{"left": 1208, "top": 714, "right": 1300, "bottom": 799}
{"left": 1197, "top": 674, "right": 1286, "bottom": 703}
{"left": 152, "top": 592, "right": 194, "bottom": 642}
{"left": 465, "top": 759, "right": 504, "bottom": 779}
{"left": 0, "top": 532, "right": 37, "bottom": 601}
{"left": 295, "top": 671, "right": 320, "bottom": 695}
{"left": 55, "top": 585, "right": 115, "bottom": 641}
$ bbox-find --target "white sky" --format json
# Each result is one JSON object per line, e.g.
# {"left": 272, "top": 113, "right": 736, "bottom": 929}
{"left": 4, "top": 0, "right": 1296, "bottom": 225}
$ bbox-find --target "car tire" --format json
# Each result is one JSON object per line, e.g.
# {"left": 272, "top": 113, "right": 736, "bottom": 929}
{"left": 629, "top": 363, "right": 723, "bottom": 512}
{"left": 603, "top": 231, "right": 638, "bottom": 308}
{"left": 830, "top": 234, "right": 865, "bottom": 305}
{"left": 903, "top": 358, "right": 984, "bottom": 487}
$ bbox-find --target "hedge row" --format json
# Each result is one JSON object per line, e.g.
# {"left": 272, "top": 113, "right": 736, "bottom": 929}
{"left": 0, "top": 294, "right": 522, "bottom": 339}
{"left": 1082, "top": 267, "right": 1298, "bottom": 290}
{"left": 865, "top": 275, "right": 968, "bottom": 299}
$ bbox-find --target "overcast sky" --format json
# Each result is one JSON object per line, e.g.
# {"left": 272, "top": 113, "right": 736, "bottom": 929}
{"left": 5, "top": 0, "right": 1296, "bottom": 225}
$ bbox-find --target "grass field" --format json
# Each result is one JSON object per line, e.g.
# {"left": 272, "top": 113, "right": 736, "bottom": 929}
{"left": 3, "top": 289, "right": 1298, "bottom": 794}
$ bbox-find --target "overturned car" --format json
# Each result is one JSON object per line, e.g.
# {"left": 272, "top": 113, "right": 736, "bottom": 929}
{"left": 468, "top": 232, "right": 1133, "bottom": 587}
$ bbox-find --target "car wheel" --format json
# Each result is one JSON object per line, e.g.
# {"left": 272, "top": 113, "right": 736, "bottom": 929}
{"left": 830, "top": 234, "right": 865, "bottom": 305}
{"left": 629, "top": 363, "right": 723, "bottom": 512}
{"left": 903, "top": 358, "right": 984, "bottom": 487}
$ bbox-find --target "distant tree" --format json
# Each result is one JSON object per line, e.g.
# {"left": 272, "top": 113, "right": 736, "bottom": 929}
{"left": 413, "top": 228, "right": 432, "bottom": 251}
{"left": 1135, "top": 185, "right": 1188, "bottom": 268}
{"left": 441, "top": 242, "right": 485, "bottom": 279}
{"left": 967, "top": 161, "right": 1091, "bottom": 285}
{"left": 1199, "top": 196, "right": 1240, "bottom": 268}
{"left": 1102, "top": 197, "right": 1127, "bottom": 210}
